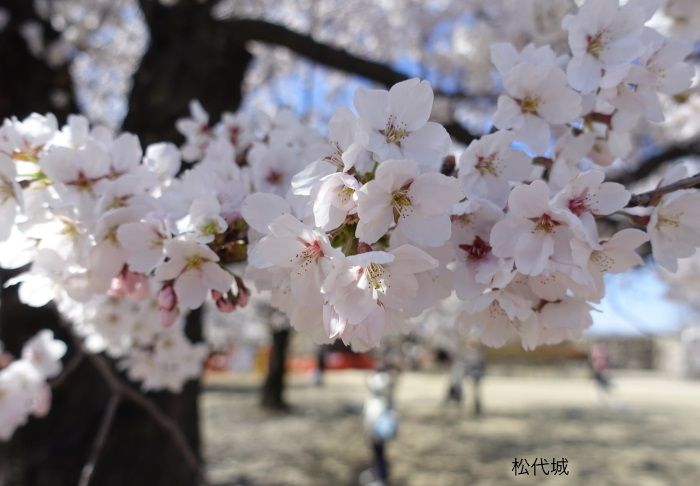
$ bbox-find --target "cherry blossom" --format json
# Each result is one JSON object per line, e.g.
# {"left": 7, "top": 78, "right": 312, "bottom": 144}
{"left": 353, "top": 78, "right": 451, "bottom": 171}
{"left": 562, "top": 0, "right": 651, "bottom": 94}
{"left": 457, "top": 131, "right": 533, "bottom": 208}
{"left": 493, "top": 61, "right": 581, "bottom": 154}
{"left": 648, "top": 189, "right": 700, "bottom": 272}
{"left": 355, "top": 159, "right": 463, "bottom": 246}
{"left": 490, "top": 180, "right": 573, "bottom": 276}
{"left": 154, "top": 238, "right": 232, "bottom": 310}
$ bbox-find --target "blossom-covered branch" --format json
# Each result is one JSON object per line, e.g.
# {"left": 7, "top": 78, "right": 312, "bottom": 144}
{"left": 628, "top": 173, "right": 700, "bottom": 207}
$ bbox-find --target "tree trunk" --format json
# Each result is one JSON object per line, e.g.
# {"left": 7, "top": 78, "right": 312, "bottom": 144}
{"left": 0, "top": 1, "right": 252, "bottom": 484}
{"left": 261, "top": 328, "right": 291, "bottom": 411}
{"left": 0, "top": 277, "right": 202, "bottom": 486}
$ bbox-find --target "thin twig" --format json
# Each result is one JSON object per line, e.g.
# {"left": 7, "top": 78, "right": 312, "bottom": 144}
{"left": 49, "top": 351, "right": 84, "bottom": 389}
{"left": 78, "top": 394, "right": 121, "bottom": 486}
{"left": 83, "top": 351, "right": 207, "bottom": 485}
{"left": 60, "top": 326, "right": 208, "bottom": 485}
{"left": 611, "top": 138, "right": 700, "bottom": 185}
{"left": 627, "top": 173, "right": 700, "bottom": 207}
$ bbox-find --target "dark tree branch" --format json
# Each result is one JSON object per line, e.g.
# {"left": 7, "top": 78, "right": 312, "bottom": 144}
{"left": 611, "top": 137, "right": 700, "bottom": 186}
{"left": 628, "top": 173, "right": 700, "bottom": 207}
{"left": 49, "top": 350, "right": 84, "bottom": 389}
{"left": 221, "top": 18, "right": 479, "bottom": 144}
{"left": 60, "top": 325, "right": 207, "bottom": 485}
{"left": 78, "top": 395, "right": 121, "bottom": 486}
{"left": 83, "top": 350, "right": 207, "bottom": 485}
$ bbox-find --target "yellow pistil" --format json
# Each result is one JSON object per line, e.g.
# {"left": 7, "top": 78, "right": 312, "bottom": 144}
{"left": 658, "top": 214, "right": 681, "bottom": 228}
{"left": 519, "top": 96, "right": 540, "bottom": 114}
{"left": 531, "top": 213, "right": 559, "bottom": 233}
{"left": 391, "top": 188, "right": 412, "bottom": 220}
{"left": 186, "top": 255, "right": 206, "bottom": 270}
{"left": 338, "top": 186, "right": 355, "bottom": 204}
{"left": 106, "top": 225, "right": 119, "bottom": 244}
{"left": 366, "top": 263, "right": 386, "bottom": 291}
{"left": 475, "top": 154, "right": 498, "bottom": 176}
{"left": 586, "top": 32, "right": 604, "bottom": 58}
{"left": 199, "top": 220, "right": 222, "bottom": 237}
{"left": 381, "top": 116, "right": 407, "bottom": 146}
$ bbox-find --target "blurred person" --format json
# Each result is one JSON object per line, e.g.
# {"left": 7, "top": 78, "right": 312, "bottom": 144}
{"left": 360, "top": 363, "right": 399, "bottom": 486}
{"left": 446, "top": 352, "right": 466, "bottom": 403}
{"left": 313, "top": 344, "right": 327, "bottom": 386}
{"left": 590, "top": 343, "right": 613, "bottom": 401}
{"left": 465, "top": 340, "right": 486, "bottom": 416}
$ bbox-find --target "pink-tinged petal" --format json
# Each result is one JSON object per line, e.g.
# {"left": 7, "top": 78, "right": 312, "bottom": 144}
{"left": 390, "top": 244, "right": 438, "bottom": 274}
{"left": 388, "top": 78, "right": 434, "bottom": 131}
{"left": 566, "top": 55, "right": 602, "bottom": 94}
{"left": 201, "top": 261, "right": 233, "bottom": 293}
{"left": 174, "top": 271, "right": 208, "bottom": 309}
{"left": 454, "top": 262, "right": 488, "bottom": 300}
{"left": 507, "top": 180, "right": 551, "bottom": 218}
{"left": 241, "top": 193, "right": 290, "bottom": 234}
{"left": 490, "top": 42, "right": 519, "bottom": 75}
{"left": 601, "top": 247, "right": 644, "bottom": 274}
{"left": 374, "top": 159, "right": 418, "bottom": 191}
{"left": 110, "top": 133, "right": 143, "bottom": 173}
{"left": 516, "top": 115, "right": 550, "bottom": 154}
{"left": 409, "top": 173, "right": 463, "bottom": 215}
{"left": 356, "top": 208, "right": 394, "bottom": 244}
{"left": 254, "top": 235, "right": 305, "bottom": 268}
{"left": 354, "top": 87, "right": 389, "bottom": 130}
{"left": 154, "top": 257, "right": 185, "bottom": 281}
{"left": 493, "top": 96, "right": 523, "bottom": 130}
{"left": 590, "top": 182, "right": 630, "bottom": 215}
{"left": 607, "top": 228, "right": 649, "bottom": 251}
{"left": 399, "top": 213, "right": 452, "bottom": 247}
{"left": 490, "top": 217, "right": 532, "bottom": 258}
{"left": 401, "top": 122, "right": 451, "bottom": 171}
{"left": 538, "top": 87, "right": 581, "bottom": 124}
{"left": 514, "top": 232, "right": 554, "bottom": 276}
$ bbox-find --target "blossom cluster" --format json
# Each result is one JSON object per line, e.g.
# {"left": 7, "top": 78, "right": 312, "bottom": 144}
{"left": 0, "top": 330, "right": 66, "bottom": 440}
{"left": 244, "top": 0, "right": 698, "bottom": 350}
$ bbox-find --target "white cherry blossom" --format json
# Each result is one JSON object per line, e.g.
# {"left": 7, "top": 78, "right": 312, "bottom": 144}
{"left": 355, "top": 159, "right": 463, "bottom": 246}
{"left": 354, "top": 78, "right": 451, "bottom": 171}
{"left": 154, "top": 238, "right": 232, "bottom": 310}
{"left": 457, "top": 131, "right": 532, "bottom": 208}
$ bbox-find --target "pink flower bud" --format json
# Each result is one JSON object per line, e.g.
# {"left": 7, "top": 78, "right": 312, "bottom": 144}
{"left": 159, "top": 307, "right": 179, "bottom": 327}
{"left": 157, "top": 284, "right": 177, "bottom": 311}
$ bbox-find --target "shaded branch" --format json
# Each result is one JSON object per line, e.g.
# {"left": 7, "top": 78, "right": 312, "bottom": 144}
{"left": 84, "top": 350, "right": 207, "bottom": 485}
{"left": 49, "top": 350, "right": 84, "bottom": 389}
{"left": 78, "top": 395, "right": 121, "bottom": 486}
{"left": 61, "top": 327, "right": 207, "bottom": 485}
{"left": 223, "top": 18, "right": 479, "bottom": 144}
{"left": 612, "top": 138, "right": 700, "bottom": 186}
{"left": 628, "top": 173, "right": 700, "bottom": 207}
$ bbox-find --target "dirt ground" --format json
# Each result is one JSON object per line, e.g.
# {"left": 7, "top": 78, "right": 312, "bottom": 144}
{"left": 202, "top": 369, "right": 700, "bottom": 485}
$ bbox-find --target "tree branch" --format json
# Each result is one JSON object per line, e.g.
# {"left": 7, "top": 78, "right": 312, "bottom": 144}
{"left": 611, "top": 137, "right": 700, "bottom": 186}
{"left": 223, "top": 18, "right": 479, "bottom": 144}
{"left": 49, "top": 350, "right": 84, "bottom": 389}
{"left": 84, "top": 351, "right": 207, "bottom": 485}
{"left": 628, "top": 173, "right": 700, "bottom": 207}
{"left": 62, "top": 327, "right": 207, "bottom": 485}
{"left": 78, "top": 394, "right": 121, "bottom": 486}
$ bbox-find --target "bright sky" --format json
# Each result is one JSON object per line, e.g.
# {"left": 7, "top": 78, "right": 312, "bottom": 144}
{"left": 587, "top": 268, "right": 693, "bottom": 337}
